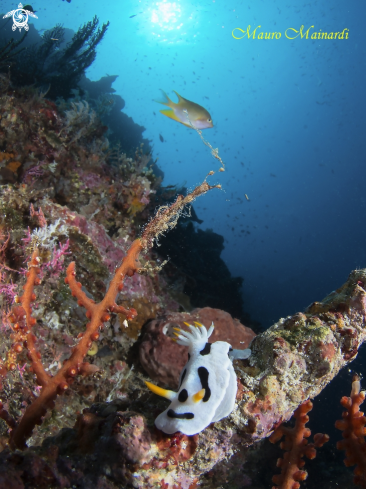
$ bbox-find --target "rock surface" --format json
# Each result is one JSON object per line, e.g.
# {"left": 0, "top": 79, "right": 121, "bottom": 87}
{"left": 139, "top": 307, "right": 256, "bottom": 388}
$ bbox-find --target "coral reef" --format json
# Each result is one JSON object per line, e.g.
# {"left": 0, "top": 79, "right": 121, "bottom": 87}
{"left": 0, "top": 85, "right": 180, "bottom": 454}
{"left": 0, "top": 174, "right": 221, "bottom": 458}
{"left": 0, "top": 87, "right": 158, "bottom": 232}
{"left": 0, "top": 184, "right": 180, "bottom": 446}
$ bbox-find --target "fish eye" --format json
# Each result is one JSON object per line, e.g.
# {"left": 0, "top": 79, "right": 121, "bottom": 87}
{"left": 208, "top": 118, "right": 212, "bottom": 122}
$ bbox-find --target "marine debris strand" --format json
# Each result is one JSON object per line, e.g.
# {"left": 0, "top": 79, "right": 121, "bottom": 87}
{"left": 183, "top": 109, "right": 226, "bottom": 171}
{"left": 140, "top": 179, "right": 220, "bottom": 249}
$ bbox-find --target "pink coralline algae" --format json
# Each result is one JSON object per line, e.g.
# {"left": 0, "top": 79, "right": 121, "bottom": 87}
{"left": 139, "top": 307, "right": 256, "bottom": 389}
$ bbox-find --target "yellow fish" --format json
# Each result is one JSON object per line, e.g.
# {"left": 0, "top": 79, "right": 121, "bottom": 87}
{"left": 156, "top": 90, "right": 213, "bottom": 130}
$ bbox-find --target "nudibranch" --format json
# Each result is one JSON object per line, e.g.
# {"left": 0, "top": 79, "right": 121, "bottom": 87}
{"left": 145, "top": 322, "right": 251, "bottom": 435}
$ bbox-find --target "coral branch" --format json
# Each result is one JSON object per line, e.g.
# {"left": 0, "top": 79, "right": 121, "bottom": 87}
{"left": 20, "top": 249, "right": 50, "bottom": 387}
{"left": 336, "top": 374, "right": 366, "bottom": 487}
{"left": 0, "top": 31, "right": 27, "bottom": 69}
{"left": 2, "top": 249, "right": 49, "bottom": 385}
{"left": 10, "top": 239, "right": 142, "bottom": 449}
{"left": 269, "top": 400, "right": 329, "bottom": 489}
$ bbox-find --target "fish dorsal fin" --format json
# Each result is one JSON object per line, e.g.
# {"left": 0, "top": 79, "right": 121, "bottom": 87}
{"left": 173, "top": 90, "right": 188, "bottom": 105}
{"left": 155, "top": 90, "right": 173, "bottom": 107}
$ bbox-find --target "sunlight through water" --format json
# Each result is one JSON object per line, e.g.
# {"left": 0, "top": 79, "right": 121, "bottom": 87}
{"left": 148, "top": 0, "right": 197, "bottom": 43}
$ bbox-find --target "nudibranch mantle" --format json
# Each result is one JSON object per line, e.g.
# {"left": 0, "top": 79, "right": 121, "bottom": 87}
{"left": 145, "top": 322, "right": 251, "bottom": 435}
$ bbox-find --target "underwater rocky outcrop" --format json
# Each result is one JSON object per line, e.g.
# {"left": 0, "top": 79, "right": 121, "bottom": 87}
{"left": 0, "top": 86, "right": 157, "bottom": 222}
{"left": 0, "top": 17, "right": 152, "bottom": 157}
{"left": 0, "top": 80, "right": 253, "bottom": 446}
{"left": 79, "top": 74, "right": 153, "bottom": 157}
{"left": 0, "top": 84, "right": 173, "bottom": 449}
{"left": 0, "top": 266, "right": 365, "bottom": 487}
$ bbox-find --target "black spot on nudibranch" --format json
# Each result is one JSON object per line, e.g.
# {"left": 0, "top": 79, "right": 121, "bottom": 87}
{"left": 198, "top": 366, "right": 211, "bottom": 402}
{"left": 200, "top": 342, "right": 211, "bottom": 355}
{"left": 178, "top": 369, "right": 187, "bottom": 389}
{"left": 167, "top": 409, "right": 194, "bottom": 419}
{"left": 178, "top": 389, "right": 188, "bottom": 402}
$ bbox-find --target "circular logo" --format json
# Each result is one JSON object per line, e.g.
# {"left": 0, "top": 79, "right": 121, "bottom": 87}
{"left": 12, "top": 8, "right": 29, "bottom": 31}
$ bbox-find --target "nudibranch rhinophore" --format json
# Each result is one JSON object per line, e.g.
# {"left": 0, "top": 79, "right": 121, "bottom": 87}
{"left": 145, "top": 321, "right": 251, "bottom": 435}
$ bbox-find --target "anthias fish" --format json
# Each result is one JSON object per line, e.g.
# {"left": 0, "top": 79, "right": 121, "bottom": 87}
{"left": 156, "top": 90, "right": 213, "bottom": 130}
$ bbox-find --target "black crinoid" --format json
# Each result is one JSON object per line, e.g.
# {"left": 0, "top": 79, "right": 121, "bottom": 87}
{"left": 1, "top": 16, "right": 109, "bottom": 99}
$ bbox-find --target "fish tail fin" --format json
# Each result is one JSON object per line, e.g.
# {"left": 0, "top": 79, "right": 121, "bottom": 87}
{"left": 154, "top": 89, "right": 173, "bottom": 107}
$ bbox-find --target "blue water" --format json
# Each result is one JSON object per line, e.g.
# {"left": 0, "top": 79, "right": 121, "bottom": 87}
{"left": 4, "top": 0, "right": 365, "bottom": 329}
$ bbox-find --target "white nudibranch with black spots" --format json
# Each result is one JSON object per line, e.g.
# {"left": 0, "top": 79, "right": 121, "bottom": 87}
{"left": 145, "top": 321, "right": 251, "bottom": 435}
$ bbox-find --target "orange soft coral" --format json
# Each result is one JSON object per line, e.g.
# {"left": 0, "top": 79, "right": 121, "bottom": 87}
{"left": 269, "top": 400, "right": 329, "bottom": 489}
{"left": 336, "top": 375, "right": 366, "bottom": 487}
